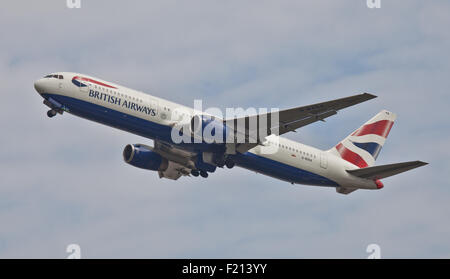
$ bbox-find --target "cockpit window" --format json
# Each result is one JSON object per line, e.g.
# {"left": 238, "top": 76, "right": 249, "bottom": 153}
{"left": 43, "top": 74, "right": 63, "bottom": 79}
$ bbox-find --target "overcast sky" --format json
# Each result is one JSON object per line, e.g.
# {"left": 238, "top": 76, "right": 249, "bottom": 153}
{"left": 1, "top": 0, "right": 449, "bottom": 258}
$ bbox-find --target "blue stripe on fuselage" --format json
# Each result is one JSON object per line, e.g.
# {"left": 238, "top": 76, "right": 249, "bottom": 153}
{"left": 41, "top": 93, "right": 338, "bottom": 186}
{"left": 71, "top": 79, "right": 87, "bottom": 87}
{"left": 231, "top": 152, "right": 338, "bottom": 187}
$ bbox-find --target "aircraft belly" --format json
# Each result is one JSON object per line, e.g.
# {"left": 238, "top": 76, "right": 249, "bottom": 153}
{"left": 232, "top": 152, "right": 338, "bottom": 187}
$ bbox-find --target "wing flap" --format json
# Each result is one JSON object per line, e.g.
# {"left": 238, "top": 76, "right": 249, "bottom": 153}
{"left": 346, "top": 161, "right": 428, "bottom": 180}
{"left": 275, "top": 109, "right": 337, "bottom": 135}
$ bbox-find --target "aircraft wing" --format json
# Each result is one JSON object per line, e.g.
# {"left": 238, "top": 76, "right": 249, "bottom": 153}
{"left": 157, "top": 162, "right": 191, "bottom": 180}
{"left": 271, "top": 93, "right": 376, "bottom": 135}
{"left": 227, "top": 93, "right": 377, "bottom": 153}
{"left": 150, "top": 140, "right": 197, "bottom": 180}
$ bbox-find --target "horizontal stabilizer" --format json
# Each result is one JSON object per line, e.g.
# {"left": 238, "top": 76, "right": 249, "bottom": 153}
{"left": 346, "top": 161, "right": 428, "bottom": 180}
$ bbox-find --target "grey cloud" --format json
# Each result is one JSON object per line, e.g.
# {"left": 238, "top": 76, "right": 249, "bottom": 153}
{"left": 0, "top": 0, "right": 449, "bottom": 258}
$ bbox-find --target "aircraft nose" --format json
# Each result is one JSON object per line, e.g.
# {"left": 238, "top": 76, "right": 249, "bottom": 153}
{"left": 34, "top": 79, "right": 45, "bottom": 94}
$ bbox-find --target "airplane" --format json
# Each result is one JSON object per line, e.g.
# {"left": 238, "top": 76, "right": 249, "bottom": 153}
{"left": 34, "top": 72, "right": 427, "bottom": 195}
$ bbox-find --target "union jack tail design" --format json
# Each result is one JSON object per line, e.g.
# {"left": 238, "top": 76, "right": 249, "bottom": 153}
{"left": 328, "top": 110, "right": 396, "bottom": 168}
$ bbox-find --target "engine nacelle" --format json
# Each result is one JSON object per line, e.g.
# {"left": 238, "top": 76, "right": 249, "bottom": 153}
{"left": 123, "top": 144, "right": 168, "bottom": 171}
{"left": 190, "top": 115, "right": 230, "bottom": 143}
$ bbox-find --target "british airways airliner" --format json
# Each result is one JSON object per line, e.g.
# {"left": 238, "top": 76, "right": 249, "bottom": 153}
{"left": 34, "top": 72, "right": 427, "bottom": 195}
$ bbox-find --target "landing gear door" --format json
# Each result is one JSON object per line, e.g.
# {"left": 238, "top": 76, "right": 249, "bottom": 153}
{"left": 320, "top": 153, "right": 328, "bottom": 169}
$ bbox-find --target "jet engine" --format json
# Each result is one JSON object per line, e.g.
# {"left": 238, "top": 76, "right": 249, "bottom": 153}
{"left": 190, "top": 114, "right": 230, "bottom": 143}
{"left": 123, "top": 144, "right": 168, "bottom": 171}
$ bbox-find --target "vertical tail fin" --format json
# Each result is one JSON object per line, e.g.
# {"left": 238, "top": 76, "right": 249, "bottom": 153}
{"left": 328, "top": 110, "right": 397, "bottom": 168}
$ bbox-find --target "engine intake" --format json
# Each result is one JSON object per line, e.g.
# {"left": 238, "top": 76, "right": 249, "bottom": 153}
{"left": 190, "top": 115, "right": 229, "bottom": 143}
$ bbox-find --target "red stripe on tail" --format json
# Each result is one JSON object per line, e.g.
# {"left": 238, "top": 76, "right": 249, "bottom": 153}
{"left": 335, "top": 143, "right": 368, "bottom": 168}
{"left": 351, "top": 120, "right": 394, "bottom": 138}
